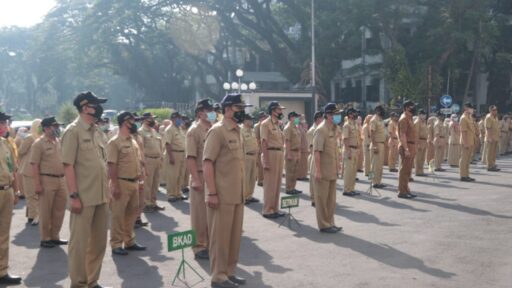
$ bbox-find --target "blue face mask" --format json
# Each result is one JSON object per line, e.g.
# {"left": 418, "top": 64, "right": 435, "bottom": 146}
{"left": 333, "top": 114, "right": 342, "bottom": 125}
{"left": 206, "top": 111, "right": 217, "bottom": 122}
{"left": 175, "top": 119, "right": 182, "bottom": 127}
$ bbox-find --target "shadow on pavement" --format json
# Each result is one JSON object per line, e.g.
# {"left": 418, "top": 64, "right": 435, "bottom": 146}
{"left": 293, "top": 224, "right": 456, "bottom": 279}
{"left": 24, "top": 246, "right": 68, "bottom": 288}
{"left": 12, "top": 224, "right": 40, "bottom": 249}
{"left": 358, "top": 196, "right": 430, "bottom": 213}
{"left": 335, "top": 205, "right": 399, "bottom": 227}
{"left": 112, "top": 253, "right": 164, "bottom": 288}
{"left": 413, "top": 198, "right": 512, "bottom": 219}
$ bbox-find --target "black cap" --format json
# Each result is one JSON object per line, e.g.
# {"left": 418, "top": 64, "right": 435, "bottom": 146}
{"left": 117, "top": 111, "right": 140, "bottom": 126}
{"left": 375, "top": 105, "right": 384, "bottom": 111}
{"left": 464, "top": 102, "right": 475, "bottom": 109}
{"left": 390, "top": 112, "right": 398, "bottom": 118}
{"left": 314, "top": 111, "right": 323, "bottom": 120}
{"left": 0, "top": 112, "right": 12, "bottom": 121}
{"left": 346, "top": 107, "right": 357, "bottom": 115}
{"left": 403, "top": 100, "right": 415, "bottom": 109}
{"left": 244, "top": 114, "right": 254, "bottom": 121}
{"left": 418, "top": 109, "right": 426, "bottom": 115}
{"left": 213, "top": 103, "right": 221, "bottom": 111}
{"left": 437, "top": 111, "right": 445, "bottom": 117}
{"left": 170, "top": 111, "right": 182, "bottom": 119}
{"left": 142, "top": 112, "right": 158, "bottom": 119}
{"left": 41, "top": 116, "right": 61, "bottom": 127}
{"left": 268, "top": 101, "right": 286, "bottom": 112}
{"left": 196, "top": 98, "right": 214, "bottom": 111}
{"left": 324, "top": 103, "right": 341, "bottom": 114}
{"left": 258, "top": 111, "right": 267, "bottom": 119}
{"left": 73, "top": 91, "right": 107, "bottom": 109}
{"left": 102, "top": 117, "right": 110, "bottom": 122}
{"left": 288, "top": 111, "right": 300, "bottom": 120}
{"left": 221, "top": 93, "right": 253, "bottom": 108}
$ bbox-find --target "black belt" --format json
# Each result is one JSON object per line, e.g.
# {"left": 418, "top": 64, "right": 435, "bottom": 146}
{"left": 171, "top": 150, "right": 185, "bottom": 152}
{"left": 267, "top": 147, "right": 283, "bottom": 151}
{"left": 376, "top": 142, "right": 385, "bottom": 144}
{"left": 246, "top": 152, "right": 256, "bottom": 156}
{"left": 439, "top": 137, "right": 445, "bottom": 138}
{"left": 419, "top": 138, "right": 427, "bottom": 140}
{"left": 407, "top": 141, "right": 415, "bottom": 144}
{"left": 145, "top": 155, "right": 160, "bottom": 159}
{"left": 0, "top": 184, "right": 12, "bottom": 190}
{"left": 290, "top": 149, "right": 299, "bottom": 152}
{"left": 41, "top": 173, "right": 64, "bottom": 178}
{"left": 119, "top": 177, "right": 137, "bottom": 183}
{"left": 349, "top": 146, "right": 358, "bottom": 149}
{"left": 391, "top": 137, "right": 398, "bottom": 140}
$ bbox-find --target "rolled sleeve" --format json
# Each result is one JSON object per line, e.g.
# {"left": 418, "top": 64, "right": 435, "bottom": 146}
{"left": 203, "top": 128, "right": 222, "bottom": 162}
{"left": 61, "top": 129, "right": 78, "bottom": 166}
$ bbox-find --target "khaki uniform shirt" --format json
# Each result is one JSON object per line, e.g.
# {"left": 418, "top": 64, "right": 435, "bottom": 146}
{"left": 398, "top": 114, "right": 417, "bottom": 153}
{"left": 485, "top": 114, "right": 499, "bottom": 142}
{"left": 434, "top": 120, "right": 447, "bottom": 145}
{"left": 460, "top": 114, "right": 476, "bottom": 146}
{"left": 164, "top": 124, "right": 185, "bottom": 151}
{"left": 139, "top": 126, "right": 162, "bottom": 158}
{"left": 284, "top": 122, "right": 301, "bottom": 156}
{"left": 241, "top": 126, "right": 258, "bottom": 155}
{"left": 342, "top": 120, "right": 358, "bottom": 147}
{"left": 203, "top": 119, "right": 244, "bottom": 205}
{"left": 19, "top": 136, "right": 35, "bottom": 176}
{"left": 312, "top": 121, "right": 338, "bottom": 180}
{"left": 414, "top": 119, "right": 428, "bottom": 149}
{"left": 0, "top": 138, "right": 17, "bottom": 185}
{"left": 478, "top": 120, "right": 486, "bottom": 139}
{"left": 388, "top": 120, "right": 399, "bottom": 141}
{"left": 260, "top": 117, "right": 284, "bottom": 149}
{"left": 307, "top": 123, "right": 318, "bottom": 151}
{"left": 107, "top": 134, "right": 142, "bottom": 179}
{"left": 61, "top": 117, "right": 109, "bottom": 206}
{"left": 449, "top": 123, "right": 461, "bottom": 145}
{"left": 370, "top": 116, "right": 386, "bottom": 143}
{"left": 186, "top": 121, "right": 210, "bottom": 171}
{"left": 30, "top": 135, "right": 64, "bottom": 175}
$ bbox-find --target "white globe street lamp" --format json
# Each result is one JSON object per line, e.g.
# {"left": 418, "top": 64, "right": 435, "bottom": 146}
{"left": 231, "top": 82, "right": 239, "bottom": 91}
{"left": 248, "top": 82, "right": 257, "bottom": 90}
{"left": 235, "top": 69, "right": 244, "bottom": 78}
{"left": 223, "top": 82, "right": 231, "bottom": 91}
{"left": 240, "top": 83, "right": 248, "bottom": 91}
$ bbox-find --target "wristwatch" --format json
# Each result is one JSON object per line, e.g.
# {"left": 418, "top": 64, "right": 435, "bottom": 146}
{"left": 69, "top": 192, "right": 79, "bottom": 199}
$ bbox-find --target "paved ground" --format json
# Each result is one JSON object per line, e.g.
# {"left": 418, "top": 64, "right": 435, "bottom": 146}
{"left": 6, "top": 155, "right": 512, "bottom": 288}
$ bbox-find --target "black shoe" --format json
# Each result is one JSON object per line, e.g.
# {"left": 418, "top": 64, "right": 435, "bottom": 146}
{"left": 390, "top": 169, "right": 398, "bottom": 172}
{"left": 125, "top": 243, "right": 146, "bottom": 251}
{"left": 27, "top": 218, "right": 33, "bottom": 224}
{"left": 112, "top": 247, "right": 128, "bottom": 256}
{"left": 487, "top": 167, "right": 501, "bottom": 172}
{"left": 18, "top": 195, "right": 25, "bottom": 200}
{"left": 311, "top": 202, "right": 315, "bottom": 207}
{"left": 257, "top": 182, "right": 263, "bottom": 187}
{"left": 135, "top": 218, "right": 148, "bottom": 227}
{"left": 408, "top": 193, "right": 417, "bottom": 198}
{"left": 168, "top": 197, "right": 179, "bottom": 203}
{"left": 143, "top": 206, "right": 155, "bottom": 213}
{"left": 51, "top": 239, "right": 68, "bottom": 245}
{"left": 276, "top": 211, "right": 286, "bottom": 217}
{"left": 91, "top": 284, "right": 112, "bottom": 288}
{"left": 398, "top": 194, "right": 412, "bottom": 199}
{"left": 332, "top": 225, "right": 343, "bottom": 231}
{"left": 355, "top": 177, "right": 360, "bottom": 181}
{"left": 0, "top": 274, "right": 22, "bottom": 285}
{"left": 434, "top": 168, "right": 446, "bottom": 172}
{"left": 182, "top": 187, "right": 190, "bottom": 193}
{"left": 293, "top": 189, "right": 303, "bottom": 194}
{"left": 416, "top": 173, "right": 427, "bottom": 177}
{"left": 211, "top": 280, "right": 238, "bottom": 288}
{"left": 357, "top": 169, "right": 364, "bottom": 173}
{"left": 342, "top": 191, "right": 356, "bottom": 197}
{"left": 40, "top": 240, "right": 55, "bottom": 248}
{"left": 409, "top": 178, "right": 414, "bottom": 182}
{"left": 469, "top": 177, "right": 476, "bottom": 182}
{"left": 228, "top": 275, "right": 246, "bottom": 285}
{"left": 154, "top": 204, "right": 165, "bottom": 211}
{"left": 285, "top": 190, "right": 296, "bottom": 195}
{"left": 194, "top": 249, "right": 209, "bottom": 260}
{"left": 180, "top": 195, "right": 189, "bottom": 200}
{"left": 320, "top": 227, "right": 339, "bottom": 233}
{"left": 249, "top": 197, "right": 259, "bottom": 203}
{"left": 460, "top": 177, "right": 472, "bottom": 182}
{"left": 263, "top": 213, "right": 279, "bottom": 219}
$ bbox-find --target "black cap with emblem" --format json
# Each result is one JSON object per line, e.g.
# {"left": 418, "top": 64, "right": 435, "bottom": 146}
{"left": 196, "top": 98, "right": 214, "bottom": 111}
{"left": 117, "top": 111, "right": 141, "bottom": 126}
{"left": 0, "top": 112, "right": 12, "bottom": 122}
{"left": 41, "top": 116, "right": 61, "bottom": 128}
{"left": 221, "top": 93, "right": 252, "bottom": 108}
{"left": 73, "top": 91, "right": 107, "bottom": 110}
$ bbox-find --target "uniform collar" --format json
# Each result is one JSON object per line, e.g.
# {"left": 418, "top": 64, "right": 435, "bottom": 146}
{"left": 78, "top": 116, "right": 95, "bottom": 131}
{"left": 221, "top": 118, "right": 239, "bottom": 131}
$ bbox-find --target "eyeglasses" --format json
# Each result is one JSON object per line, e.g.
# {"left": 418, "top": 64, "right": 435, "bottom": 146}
{"left": 86, "top": 104, "right": 98, "bottom": 109}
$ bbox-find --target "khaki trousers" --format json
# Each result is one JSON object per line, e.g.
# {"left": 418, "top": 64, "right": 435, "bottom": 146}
{"left": 357, "top": 145, "right": 364, "bottom": 170}
{"left": 144, "top": 158, "right": 161, "bottom": 206}
{"left": 398, "top": 146, "right": 415, "bottom": 195}
{"left": 448, "top": 144, "right": 461, "bottom": 166}
{"left": 459, "top": 146, "right": 473, "bottom": 177}
{"left": 314, "top": 179, "right": 336, "bottom": 229}
{"left": 481, "top": 141, "right": 487, "bottom": 164}
{"left": 262, "top": 150, "right": 284, "bottom": 214}
{"left": 39, "top": 176, "right": 67, "bottom": 241}
{"left": 0, "top": 189, "right": 13, "bottom": 276}
{"left": 110, "top": 180, "right": 138, "bottom": 249}
{"left": 69, "top": 203, "right": 108, "bottom": 288}
{"left": 23, "top": 175, "right": 38, "bottom": 219}
{"left": 415, "top": 140, "right": 427, "bottom": 175}
{"left": 166, "top": 151, "right": 185, "bottom": 198}
{"left": 426, "top": 142, "right": 435, "bottom": 165}
{"left": 244, "top": 155, "right": 257, "bottom": 200}
{"left": 499, "top": 134, "right": 508, "bottom": 155}
{"left": 487, "top": 141, "right": 498, "bottom": 168}
{"left": 363, "top": 144, "right": 371, "bottom": 176}
{"left": 183, "top": 167, "right": 190, "bottom": 189}
{"left": 207, "top": 204, "right": 243, "bottom": 283}
{"left": 343, "top": 148, "right": 358, "bottom": 192}
{"left": 370, "top": 143, "right": 384, "bottom": 185}
{"left": 388, "top": 143, "right": 398, "bottom": 170}
{"left": 434, "top": 144, "right": 446, "bottom": 169}
{"left": 190, "top": 172, "right": 208, "bottom": 254}
{"left": 308, "top": 153, "right": 315, "bottom": 203}
{"left": 256, "top": 152, "right": 264, "bottom": 184}
{"left": 297, "top": 152, "right": 309, "bottom": 179}
{"left": 285, "top": 152, "right": 299, "bottom": 191}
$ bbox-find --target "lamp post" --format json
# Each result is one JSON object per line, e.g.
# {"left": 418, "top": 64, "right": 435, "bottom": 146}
{"left": 223, "top": 69, "right": 256, "bottom": 94}
{"left": 311, "top": 0, "right": 317, "bottom": 117}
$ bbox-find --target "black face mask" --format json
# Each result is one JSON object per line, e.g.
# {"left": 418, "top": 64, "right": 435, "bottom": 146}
{"left": 128, "top": 123, "right": 138, "bottom": 134}
{"left": 375, "top": 108, "right": 385, "bottom": 118}
{"left": 148, "top": 120, "right": 156, "bottom": 128}
{"left": 233, "top": 110, "right": 246, "bottom": 124}
{"left": 276, "top": 112, "right": 284, "bottom": 120}
{"left": 409, "top": 107, "right": 417, "bottom": 115}
{"left": 87, "top": 105, "right": 104, "bottom": 120}
{"left": 3, "top": 131, "right": 9, "bottom": 139}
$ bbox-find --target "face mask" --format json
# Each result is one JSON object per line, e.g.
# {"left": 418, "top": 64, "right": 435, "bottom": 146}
{"left": 409, "top": 107, "right": 417, "bottom": 115}
{"left": 175, "top": 119, "right": 182, "bottom": 127}
{"left": 207, "top": 111, "right": 217, "bottom": 122}
{"left": 293, "top": 118, "right": 300, "bottom": 125}
{"left": 128, "top": 123, "right": 138, "bottom": 134}
{"left": 233, "top": 110, "right": 246, "bottom": 124}
{"left": 147, "top": 120, "right": 156, "bottom": 128}
{"left": 468, "top": 108, "right": 474, "bottom": 114}
{"left": 87, "top": 105, "right": 103, "bottom": 120}
{"left": 52, "top": 127, "right": 61, "bottom": 138}
{"left": 420, "top": 114, "right": 426, "bottom": 120}
{"left": 276, "top": 113, "right": 284, "bottom": 120}
{"left": 333, "top": 114, "right": 342, "bottom": 125}
{"left": 3, "top": 131, "right": 9, "bottom": 139}
{"left": 300, "top": 119, "right": 306, "bottom": 124}
{"left": 17, "top": 132, "right": 27, "bottom": 138}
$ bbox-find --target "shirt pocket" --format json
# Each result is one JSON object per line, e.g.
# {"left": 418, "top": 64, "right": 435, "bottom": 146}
{"left": 80, "top": 138, "right": 94, "bottom": 150}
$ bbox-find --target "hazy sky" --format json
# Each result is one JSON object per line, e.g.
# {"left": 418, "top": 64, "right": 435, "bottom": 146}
{"left": 0, "top": 0, "right": 56, "bottom": 27}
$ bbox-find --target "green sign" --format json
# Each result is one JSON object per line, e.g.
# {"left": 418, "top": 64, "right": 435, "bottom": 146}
{"left": 167, "top": 230, "right": 197, "bottom": 252}
{"left": 280, "top": 195, "right": 299, "bottom": 209}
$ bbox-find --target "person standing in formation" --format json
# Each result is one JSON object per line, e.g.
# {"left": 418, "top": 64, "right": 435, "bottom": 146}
{"left": 241, "top": 114, "right": 260, "bottom": 205}
{"left": 499, "top": 115, "right": 510, "bottom": 155}
{"left": 448, "top": 114, "right": 461, "bottom": 168}
{"left": 362, "top": 114, "right": 373, "bottom": 177}
{"left": 307, "top": 111, "right": 323, "bottom": 207}
{"left": 260, "top": 101, "right": 286, "bottom": 219}
{"left": 62, "top": 92, "right": 109, "bottom": 288}
{"left": 397, "top": 101, "right": 418, "bottom": 199}
{"left": 254, "top": 112, "right": 266, "bottom": 187}
{"left": 485, "top": 105, "right": 501, "bottom": 172}
{"left": 284, "top": 111, "right": 302, "bottom": 195}
{"left": 313, "top": 103, "right": 342, "bottom": 234}
{"left": 297, "top": 114, "right": 310, "bottom": 181}
{"left": 434, "top": 112, "right": 447, "bottom": 172}
{"left": 426, "top": 115, "right": 436, "bottom": 166}
{"left": 165, "top": 112, "right": 188, "bottom": 202}
{"left": 369, "top": 105, "right": 386, "bottom": 188}
{"left": 342, "top": 108, "right": 360, "bottom": 197}
{"left": 186, "top": 98, "right": 215, "bottom": 260}
{"left": 387, "top": 113, "right": 399, "bottom": 172}
{"left": 459, "top": 103, "right": 477, "bottom": 182}
{"left": 414, "top": 110, "right": 428, "bottom": 177}
{"left": 30, "top": 116, "right": 68, "bottom": 249}
{"left": 203, "top": 93, "right": 250, "bottom": 288}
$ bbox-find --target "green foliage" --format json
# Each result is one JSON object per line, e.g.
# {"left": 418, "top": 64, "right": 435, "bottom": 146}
{"left": 57, "top": 102, "right": 78, "bottom": 125}
{"left": 141, "top": 108, "right": 174, "bottom": 121}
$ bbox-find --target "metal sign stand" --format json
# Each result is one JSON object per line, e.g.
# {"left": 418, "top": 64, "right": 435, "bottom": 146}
{"left": 428, "top": 160, "right": 440, "bottom": 182}
{"left": 171, "top": 248, "right": 204, "bottom": 287}
{"left": 366, "top": 154, "right": 381, "bottom": 196}
{"left": 168, "top": 230, "right": 204, "bottom": 287}
{"left": 279, "top": 206, "right": 301, "bottom": 229}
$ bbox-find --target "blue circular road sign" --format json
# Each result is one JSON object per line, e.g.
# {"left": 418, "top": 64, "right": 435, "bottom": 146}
{"left": 440, "top": 95, "right": 453, "bottom": 108}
